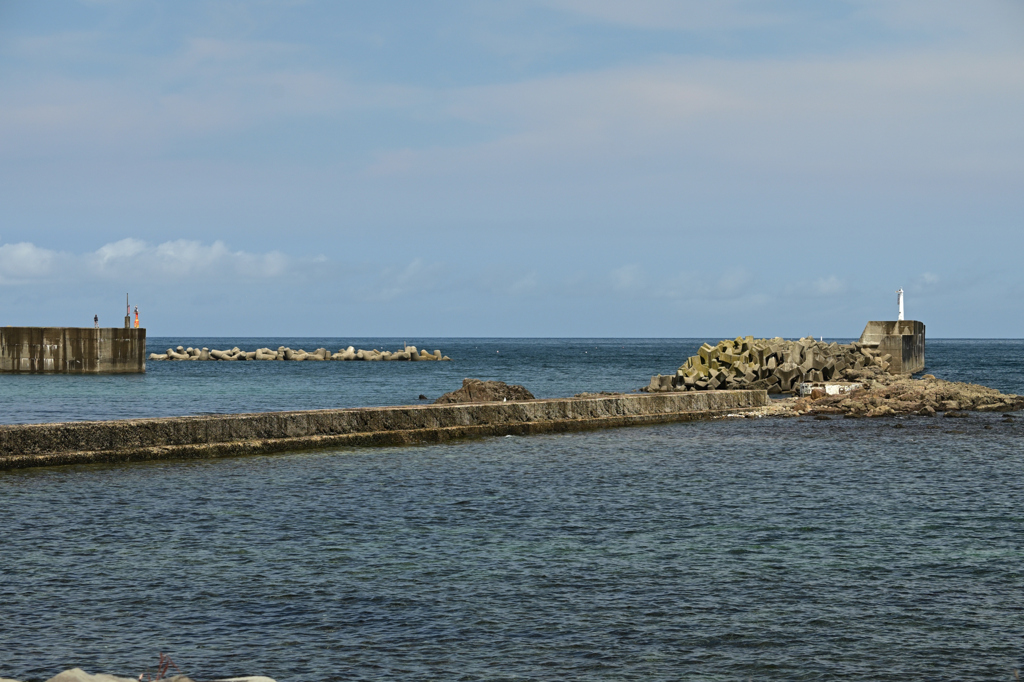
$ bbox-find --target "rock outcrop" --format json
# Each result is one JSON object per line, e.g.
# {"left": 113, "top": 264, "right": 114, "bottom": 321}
{"left": 150, "top": 345, "right": 450, "bottom": 363}
{"left": 433, "top": 378, "right": 535, "bottom": 404}
{"left": 789, "top": 373, "right": 1023, "bottom": 417}
{"left": 647, "top": 336, "right": 899, "bottom": 395}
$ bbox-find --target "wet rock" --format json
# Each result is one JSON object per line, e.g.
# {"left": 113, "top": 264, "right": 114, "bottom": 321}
{"left": 434, "top": 378, "right": 535, "bottom": 404}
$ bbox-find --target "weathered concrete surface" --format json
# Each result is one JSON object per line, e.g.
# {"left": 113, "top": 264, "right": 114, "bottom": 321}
{"left": 0, "top": 391, "right": 768, "bottom": 470}
{"left": 0, "top": 327, "right": 145, "bottom": 374}
{"left": 858, "top": 320, "right": 925, "bottom": 375}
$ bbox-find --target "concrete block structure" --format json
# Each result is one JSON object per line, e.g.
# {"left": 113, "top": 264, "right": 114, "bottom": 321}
{"left": 858, "top": 320, "right": 925, "bottom": 375}
{"left": 0, "top": 390, "right": 768, "bottom": 470}
{"left": 0, "top": 327, "right": 146, "bottom": 374}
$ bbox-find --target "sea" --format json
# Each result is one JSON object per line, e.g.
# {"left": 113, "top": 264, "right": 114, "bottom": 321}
{"left": 1, "top": 338, "right": 1022, "bottom": 681}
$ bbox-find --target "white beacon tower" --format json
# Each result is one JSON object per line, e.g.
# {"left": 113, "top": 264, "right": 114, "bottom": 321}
{"left": 896, "top": 288, "right": 904, "bottom": 321}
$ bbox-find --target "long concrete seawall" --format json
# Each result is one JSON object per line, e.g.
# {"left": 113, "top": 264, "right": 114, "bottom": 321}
{"left": 0, "top": 390, "right": 768, "bottom": 470}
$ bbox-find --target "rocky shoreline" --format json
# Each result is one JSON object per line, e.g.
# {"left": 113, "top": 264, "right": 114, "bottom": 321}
{"left": 642, "top": 332, "right": 1022, "bottom": 417}
{"left": 744, "top": 372, "right": 1023, "bottom": 419}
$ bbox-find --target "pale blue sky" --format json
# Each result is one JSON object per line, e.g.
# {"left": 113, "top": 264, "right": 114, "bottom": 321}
{"left": 1, "top": 1, "right": 1022, "bottom": 337}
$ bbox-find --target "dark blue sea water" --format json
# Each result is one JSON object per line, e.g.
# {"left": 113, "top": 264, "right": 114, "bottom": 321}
{"left": 1, "top": 339, "right": 1023, "bottom": 681}
{"left": 1, "top": 338, "right": 1022, "bottom": 425}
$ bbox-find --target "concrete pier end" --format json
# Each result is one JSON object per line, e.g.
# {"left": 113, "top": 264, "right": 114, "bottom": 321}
{"left": 0, "top": 327, "right": 146, "bottom": 374}
{"left": 858, "top": 321, "right": 925, "bottom": 375}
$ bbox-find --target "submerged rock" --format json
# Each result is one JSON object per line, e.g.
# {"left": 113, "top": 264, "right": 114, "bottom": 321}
{"left": 433, "top": 378, "right": 535, "bottom": 404}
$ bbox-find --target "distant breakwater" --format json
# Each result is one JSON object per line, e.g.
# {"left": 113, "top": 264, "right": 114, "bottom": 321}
{"left": 150, "top": 344, "right": 451, "bottom": 362}
{"left": 0, "top": 390, "right": 768, "bottom": 470}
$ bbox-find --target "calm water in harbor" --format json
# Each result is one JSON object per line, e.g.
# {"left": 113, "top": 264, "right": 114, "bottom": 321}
{"left": 1, "top": 339, "right": 1023, "bottom": 680}
{"left": 0, "top": 338, "right": 1022, "bottom": 424}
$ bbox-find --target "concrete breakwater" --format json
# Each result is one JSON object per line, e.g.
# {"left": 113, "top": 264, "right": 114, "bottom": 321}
{"left": 648, "top": 322, "right": 924, "bottom": 395}
{"left": 0, "top": 390, "right": 767, "bottom": 470}
{"left": 149, "top": 344, "right": 450, "bottom": 362}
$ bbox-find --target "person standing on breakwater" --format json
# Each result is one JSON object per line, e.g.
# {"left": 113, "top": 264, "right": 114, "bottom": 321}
{"left": 134, "top": 306, "right": 139, "bottom": 328}
{"left": 94, "top": 314, "right": 98, "bottom": 329}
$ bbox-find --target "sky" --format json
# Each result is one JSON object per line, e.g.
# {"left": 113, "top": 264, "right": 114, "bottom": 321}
{"left": 0, "top": 0, "right": 1022, "bottom": 338}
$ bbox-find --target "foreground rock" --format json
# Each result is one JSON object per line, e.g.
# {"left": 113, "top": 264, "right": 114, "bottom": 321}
{"left": 151, "top": 344, "right": 451, "bottom": 362}
{"left": 778, "top": 373, "right": 1023, "bottom": 418}
{"left": 0, "top": 669, "right": 274, "bottom": 682}
{"left": 433, "top": 378, "right": 535, "bottom": 404}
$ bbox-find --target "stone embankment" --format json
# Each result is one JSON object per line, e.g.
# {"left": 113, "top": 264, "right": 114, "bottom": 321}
{"left": 0, "top": 390, "right": 768, "bottom": 471}
{"left": 647, "top": 336, "right": 902, "bottom": 394}
{"left": 0, "top": 669, "right": 274, "bottom": 682}
{"left": 149, "top": 344, "right": 450, "bottom": 362}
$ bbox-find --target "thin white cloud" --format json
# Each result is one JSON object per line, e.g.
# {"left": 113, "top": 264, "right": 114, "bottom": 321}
{"left": 910, "top": 272, "right": 941, "bottom": 293}
{"left": 0, "top": 242, "right": 60, "bottom": 283}
{"left": 611, "top": 264, "right": 646, "bottom": 293}
{"left": 813, "top": 276, "right": 846, "bottom": 296}
{"left": 0, "top": 239, "right": 305, "bottom": 284}
{"left": 537, "top": 0, "right": 785, "bottom": 31}
{"left": 93, "top": 238, "right": 147, "bottom": 266}
{"left": 563, "top": 264, "right": 758, "bottom": 302}
{"left": 541, "top": 0, "right": 1024, "bottom": 49}
{"left": 1, "top": 3, "right": 1020, "bottom": 190}
{"left": 780, "top": 276, "right": 849, "bottom": 298}
{"left": 339, "top": 47, "right": 1023, "bottom": 187}
{"left": 366, "top": 258, "right": 452, "bottom": 301}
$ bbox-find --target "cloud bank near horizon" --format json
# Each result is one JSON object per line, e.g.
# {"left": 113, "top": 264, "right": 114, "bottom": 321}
{"left": 0, "top": 237, "right": 1000, "bottom": 338}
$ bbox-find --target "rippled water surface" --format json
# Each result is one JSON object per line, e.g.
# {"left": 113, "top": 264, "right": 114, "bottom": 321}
{"left": 2, "top": 337, "right": 1022, "bottom": 425}
{"left": 1, "top": 339, "right": 1023, "bottom": 680}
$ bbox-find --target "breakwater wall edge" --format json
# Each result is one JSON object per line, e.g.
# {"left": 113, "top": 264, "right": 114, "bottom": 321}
{"left": 0, "top": 390, "right": 768, "bottom": 471}
{"left": 0, "top": 327, "right": 146, "bottom": 374}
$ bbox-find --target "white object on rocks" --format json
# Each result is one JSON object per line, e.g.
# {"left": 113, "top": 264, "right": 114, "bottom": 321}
{"left": 797, "top": 382, "right": 863, "bottom": 397}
